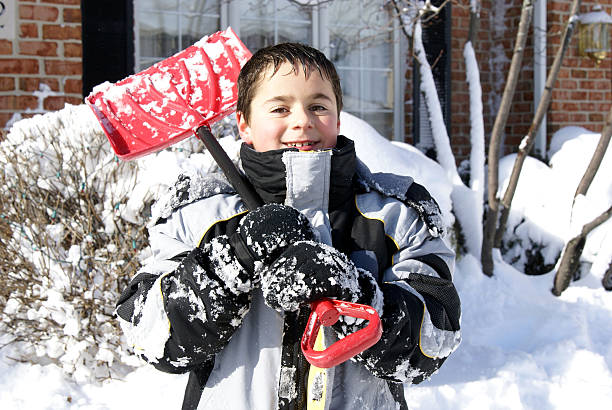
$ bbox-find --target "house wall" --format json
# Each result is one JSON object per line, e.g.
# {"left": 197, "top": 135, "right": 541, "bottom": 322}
{"left": 1, "top": 1, "right": 610, "bottom": 165}
{"left": 548, "top": 0, "right": 612, "bottom": 139}
{"left": 448, "top": 0, "right": 611, "bottom": 163}
{"left": 0, "top": 0, "right": 83, "bottom": 129}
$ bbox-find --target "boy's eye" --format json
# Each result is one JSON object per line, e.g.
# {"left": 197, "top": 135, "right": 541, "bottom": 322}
{"left": 271, "top": 107, "right": 288, "bottom": 114}
{"left": 310, "top": 105, "right": 327, "bottom": 112}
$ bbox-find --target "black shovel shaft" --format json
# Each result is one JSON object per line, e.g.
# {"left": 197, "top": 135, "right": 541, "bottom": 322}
{"left": 181, "top": 125, "right": 262, "bottom": 410}
{"left": 195, "top": 126, "right": 263, "bottom": 211}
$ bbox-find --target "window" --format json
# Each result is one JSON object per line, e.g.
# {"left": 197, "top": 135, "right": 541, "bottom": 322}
{"left": 134, "top": 0, "right": 404, "bottom": 140}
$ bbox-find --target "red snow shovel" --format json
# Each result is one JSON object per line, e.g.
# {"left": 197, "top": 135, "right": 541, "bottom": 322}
{"left": 87, "top": 27, "right": 261, "bottom": 209}
{"left": 85, "top": 28, "right": 382, "bottom": 367}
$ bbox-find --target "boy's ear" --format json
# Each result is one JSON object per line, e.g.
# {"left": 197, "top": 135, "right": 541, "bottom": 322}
{"left": 236, "top": 111, "right": 253, "bottom": 145}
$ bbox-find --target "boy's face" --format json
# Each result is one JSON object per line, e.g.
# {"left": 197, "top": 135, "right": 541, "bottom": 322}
{"left": 237, "top": 62, "right": 340, "bottom": 152}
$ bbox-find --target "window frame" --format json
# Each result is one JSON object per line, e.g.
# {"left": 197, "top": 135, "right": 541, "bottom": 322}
{"left": 133, "top": 0, "right": 405, "bottom": 141}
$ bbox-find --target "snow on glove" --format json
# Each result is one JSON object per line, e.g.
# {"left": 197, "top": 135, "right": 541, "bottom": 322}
{"left": 260, "top": 241, "right": 381, "bottom": 313}
{"left": 229, "top": 203, "right": 316, "bottom": 274}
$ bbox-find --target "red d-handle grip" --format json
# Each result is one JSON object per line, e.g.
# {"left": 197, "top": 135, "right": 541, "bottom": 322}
{"left": 301, "top": 298, "right": 382, "bottom": 368}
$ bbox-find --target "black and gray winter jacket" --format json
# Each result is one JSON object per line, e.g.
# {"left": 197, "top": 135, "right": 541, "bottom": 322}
{"left": 116, "top": 136, "right": 461, "bottom": 409}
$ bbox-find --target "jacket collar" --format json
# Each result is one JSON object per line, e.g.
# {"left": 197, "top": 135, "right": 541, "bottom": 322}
{"left": 240, "top": 135, "right": 356, "bottom": 212}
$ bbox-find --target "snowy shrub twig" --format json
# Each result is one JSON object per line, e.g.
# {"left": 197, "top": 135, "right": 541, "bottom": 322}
{"left": 0, "top": 105, "right": 151, "bottom": 383}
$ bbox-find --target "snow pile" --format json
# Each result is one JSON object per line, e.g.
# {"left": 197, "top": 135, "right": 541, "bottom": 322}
{"left": 0, "top": 103, "right": 611, "bottom": 408}
{"left": 498, "top": 127, "right": 612, "bottom": 276}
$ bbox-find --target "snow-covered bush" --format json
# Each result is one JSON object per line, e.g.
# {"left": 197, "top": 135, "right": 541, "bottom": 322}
{"left": 0, "top": 104, "right": 242, "bottom": 383}
{"left": 498, "top": 127, "right": 612, "bottom": 278}
{"left": 0, "top": 105, "right": 151, "bottom": 382}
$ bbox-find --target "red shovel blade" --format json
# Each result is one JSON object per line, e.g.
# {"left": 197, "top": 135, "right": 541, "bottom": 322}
{"left": 86, "top": 28, "right": 251, "bottom": 160}
{"left": 301, "top": 299, "right": 382, "bottom": 369}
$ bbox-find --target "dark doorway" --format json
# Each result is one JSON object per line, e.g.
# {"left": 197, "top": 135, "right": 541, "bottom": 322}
{"left": 81, "top": 0, "right": 134, "bottom": 97}
{"left": 412, "top": 1, "right": 452, "bottom": 159}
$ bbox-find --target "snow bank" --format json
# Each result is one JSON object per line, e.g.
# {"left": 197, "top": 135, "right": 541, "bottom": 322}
{"left": 1, "top": 102, "right": 611, "bottom": 409}
{"left": 498, "top": 126, "right": 612, "bottom": 277}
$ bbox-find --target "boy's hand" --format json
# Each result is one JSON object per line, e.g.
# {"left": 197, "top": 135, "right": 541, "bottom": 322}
{"left": 260, "top": 241, "right": 380, "bottom": 313}
{"left": 229, "top": 204, "right": 316, "bottom": 274}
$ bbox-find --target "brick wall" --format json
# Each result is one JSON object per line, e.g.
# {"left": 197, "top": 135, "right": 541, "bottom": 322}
{"left": 548, "top": 0, "right": 612, "bottom": 138}
{"left": 446, "top": 0, "right": 612, "bottom": 163}
{"left": 0, "top": 0, "right": 82, "bottom": 129}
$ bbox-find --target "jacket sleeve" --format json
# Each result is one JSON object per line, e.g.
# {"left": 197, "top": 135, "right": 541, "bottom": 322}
{"left": 115, "top": 196, "right": 250, "bottom": 374}
{"left": 355, "top": 200, "right": 461, "bottom": 384}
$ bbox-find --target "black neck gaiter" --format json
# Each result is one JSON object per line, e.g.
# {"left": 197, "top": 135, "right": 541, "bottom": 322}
{"left": 239, "top": 135, "right": 357, "bottom": 212}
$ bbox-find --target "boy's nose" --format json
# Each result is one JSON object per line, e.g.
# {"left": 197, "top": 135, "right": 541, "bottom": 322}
{"left": 292, "top": 107, "right": 312, "bottom": 128}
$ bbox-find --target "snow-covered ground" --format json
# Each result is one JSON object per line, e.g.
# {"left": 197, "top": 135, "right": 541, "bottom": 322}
{"left": 1, "top": 109, "right": 611, "bottom": 409}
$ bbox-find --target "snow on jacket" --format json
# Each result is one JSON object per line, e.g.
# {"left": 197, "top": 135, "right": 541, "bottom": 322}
{"left": 115, "top": 136, "right": 461, "bottom": 409}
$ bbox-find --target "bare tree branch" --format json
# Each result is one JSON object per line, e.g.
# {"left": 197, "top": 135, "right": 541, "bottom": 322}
{"left": 481, "top": 0, "right": 534, "bottom": 276}
{"left": 574, "top": 105, "right": 612, "bottom": 199}
{"left": 495, "top": 0, "right": 582, "bottom": 247}
{"left": 552, "top": 204, "right": 612, "bottom": 296}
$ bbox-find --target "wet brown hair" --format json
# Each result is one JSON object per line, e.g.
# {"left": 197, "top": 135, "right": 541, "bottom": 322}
{"left": 237, "top": 42, "right": 343, "bottom": 124}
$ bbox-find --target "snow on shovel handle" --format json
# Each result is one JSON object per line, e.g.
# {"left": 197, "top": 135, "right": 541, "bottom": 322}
{"left": 301, "top": 298, "right": 382, "bottom": 369}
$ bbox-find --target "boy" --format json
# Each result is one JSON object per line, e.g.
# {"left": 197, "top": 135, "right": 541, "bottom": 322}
{"left": 116, "top": 43, "right": 461, "bottom": 410}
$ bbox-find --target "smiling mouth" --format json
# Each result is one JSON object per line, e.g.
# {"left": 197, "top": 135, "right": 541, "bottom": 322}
{"left": 285, "top": 142, "right": 315, "bottom": 148}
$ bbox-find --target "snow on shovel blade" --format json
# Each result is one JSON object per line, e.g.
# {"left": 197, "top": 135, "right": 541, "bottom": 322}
{"left": 86, "top": 27, "right": 251, "bottom": 160}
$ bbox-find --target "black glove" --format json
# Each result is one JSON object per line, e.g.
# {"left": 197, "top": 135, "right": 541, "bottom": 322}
{"left": 229, "top": 203, "right": 316, "bottom": 274}
{"left": 260, "top": 240, "right": 381, "bottom": 312}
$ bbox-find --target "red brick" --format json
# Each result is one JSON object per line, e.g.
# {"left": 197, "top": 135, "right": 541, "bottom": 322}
{"left": 20, "top": 5, "right": 59, "bottom": 22}
{"left": 561, "top": 102, "right": 579, "bottom": 111}
{"left": 42, "top": 24, "right": 81, "bottom": 40}
{"left": 598, "top": 102, "right": 612, "bottom": 112}
{"left": 558, "top": 79, "right": 578, "bottom": 89}
{"left": 550, "top": 2, "right": 570, "bottom": 12}
{"left": 569, "top": 91, "right": 588, "bottom": 100}
{"left": 43, "top": 0, "right": 80, "bottom": 5}
{"left": 63, "top": 78, "right": 82, "bottom": 94}
{"left": 63, "top": 8, "right": 81, "bottom": 23}
{"left": 43, "top": 96, "right": 83, "bottom": 111}
{"left": 588, "top": 91, "right": 607, "bottom": 101}
{"left": 552, "top": 90, "right": 571, "bottom": 100}
{"left": 19, "top": 41, "right": 58, "bottom": 56}
{"left": 0, "top": 59, "right": 39, "bottom": 74}
{"left": 0, "top": 78, "right": 15, "bottom": 91}
{"left": 0, "top": 95, "right": 39, "bottom": 110}
{"left": 19, "top": 77, "right": 60, "bottom": 92}
{"left": 44, "top": 60, "right": 81, "bottom": 75}
{"left": 20, "top": 23, "right": 39, "bottom": 38}
{"left": 580, "top": 101, "right": 597, "bottom": 111}
{"left": 569, "top": 113, "right": 587, "bottom": 122}
{"left": 64, "top": 42, "right": 82, "bottom": 58}
{"left": 550, "top": 112, "right": 569, "bottom": 122}
{"left": 0, "top": 113, "right": 16, "bottom": 130}
{"left": 589, "top": 113, "right": 604, "bottom": 122}
{"left": 0, "top": 40, "right": 13, "bottom": 54}
{"left": 586, "top": 70, "right": 611, "bottom": 80}
{"left": 580, "top": 80, "right": 602, "bottom": 89}
{"left": 550, "top": 101, "right": 563, "bottom": 111}
{"left": 556, "top": 69, "right": 570, "bottom": 79}
{"left": 571, "top": 69, "right": 586, "bottom": 79}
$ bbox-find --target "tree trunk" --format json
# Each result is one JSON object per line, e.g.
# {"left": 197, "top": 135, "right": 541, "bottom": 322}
{"left": 574, "top": 105, "right": 612, "bottom": 199}
{"left": 468, "top": 1, "right": 480, "bottom": 44}
{"left": 552, "top": 205, "right": 612, "bottom": 296}
{"left": 481, "top": 0, "right": 534, "bottom": 276}
{"left": 602, "top": 260, "right": 612, "bottom": 291}
{"left": 495, "top": 0, "right": 582, "bottom": 247}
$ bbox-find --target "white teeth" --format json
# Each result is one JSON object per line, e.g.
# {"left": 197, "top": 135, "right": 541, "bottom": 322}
{"left": 287, "top": 142, "right": 314, "bottom": 148}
